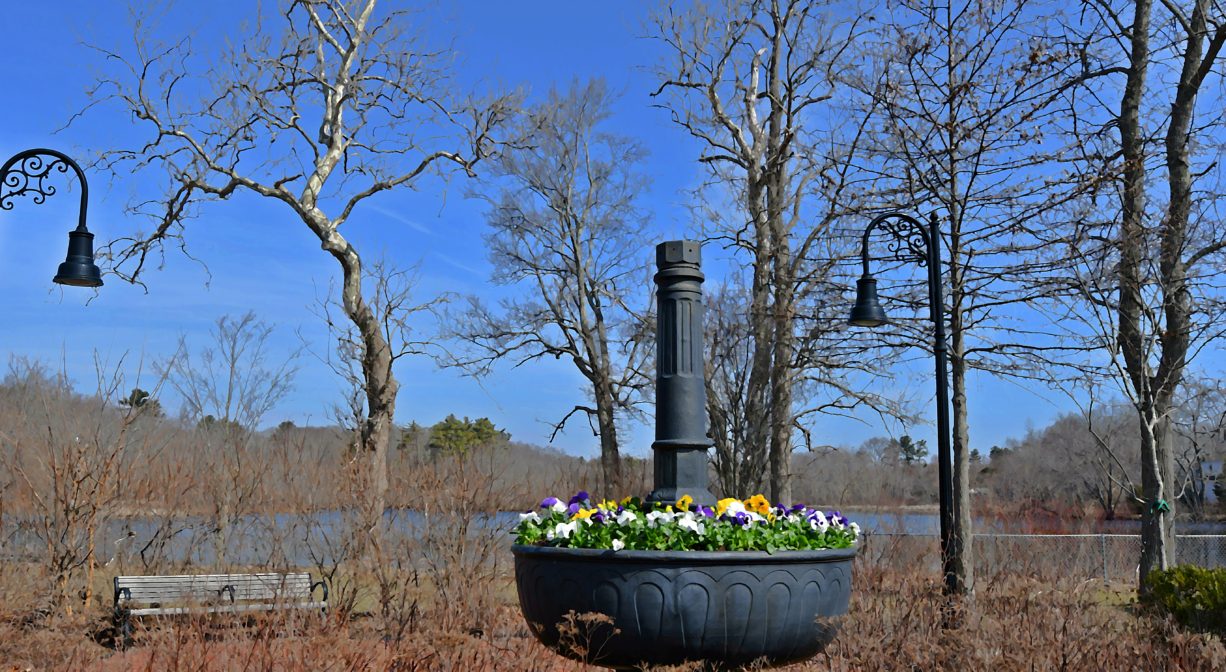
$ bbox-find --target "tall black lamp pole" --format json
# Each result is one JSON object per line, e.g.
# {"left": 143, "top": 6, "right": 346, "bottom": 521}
{"left": 1, "top": 148, "right": 104, "bottom": 287}
{"left": 848, "top": 211, "right": 956, "bottom": 596}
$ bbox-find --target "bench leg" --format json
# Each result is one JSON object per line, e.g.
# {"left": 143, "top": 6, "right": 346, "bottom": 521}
{"left": 115, "top": 610, "right": 134, "bottom": 650}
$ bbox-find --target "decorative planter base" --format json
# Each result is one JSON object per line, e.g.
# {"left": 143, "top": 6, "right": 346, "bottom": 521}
{"left": 512, "top": 544, "right": 857, "bottom": 670}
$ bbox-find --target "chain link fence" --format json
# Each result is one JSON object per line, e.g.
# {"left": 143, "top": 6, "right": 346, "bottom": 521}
{"left": 861, "top": 532, "right": 1226, "bottom": 583}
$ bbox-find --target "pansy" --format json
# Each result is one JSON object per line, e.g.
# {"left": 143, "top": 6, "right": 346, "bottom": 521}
{"left": 745, "top": 494, "right": 771, "bottom": 516}
{"left": 615, "top": 509, "right": 638, "bottom": 526}
{"left": 645, "top": 510, "right": 676, "bottom": 528}
{"left": 548, "top": 521, "right": 578, "bottom": 540}
{"left": 540, "top": 496, "right": 566, "bottom": 514}
{"left": 569, "top": 491, "right": 591, "bottom": 506}
{"left": 677, "top": 515, "right": 705, "bottom": 535}
{"left": 717, "top": 498, "right": 746, "bottom": 517}
{"left": 515, "top": 490, "right": 858, "bottom": 553}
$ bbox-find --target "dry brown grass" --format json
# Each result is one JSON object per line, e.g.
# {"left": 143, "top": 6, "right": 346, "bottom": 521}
{"left": 2, "top": 556, "right": 1224, "bottom": 672}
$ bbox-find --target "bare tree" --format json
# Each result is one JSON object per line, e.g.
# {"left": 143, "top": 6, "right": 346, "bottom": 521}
{"left": 88, "top": 0, "right": 514, "bottom": 533}
{"left": 849, "top": 0, "right": 1085, "bottom": 594}
{"left": 1055, "top": 0, "right": 1226, "bottom": 591}
{"left": 447, "top": 79, "right": 651, "bottom": 495}
{"left": 0, "top": 356, "right": 168, "bottom": 613}
{"left": 705, "top": 281, "right": 768, "bottom": 496}
{"left": 652, "top": 0, "right": 884, "bottom": 502}
{"left": 162, "top": 311, "right": 297, "bottom": 564}
{"left": 165, "top": 312, "right": 297, "bottom": 431}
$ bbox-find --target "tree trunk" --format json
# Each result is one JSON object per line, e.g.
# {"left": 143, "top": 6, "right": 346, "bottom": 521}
{"left": 744, "top": 180, "right": 775, "bottom": 497}
{"left": 594, "top": 374, "right": 623, "bottom": 496}
{"left": 1138, "top": 411, "right": 1175, "bottom": 584}
{"left": 324, "top": 225, "right": 397, "bottom": 542}
{"left": 768, "top": 198, "right": 794, "bottom": 504}
{"left": 950, "top": 318, "right": 974, "bottom": 594}
{"left": 765, "top": 14, "right": 793, "bottom": 505}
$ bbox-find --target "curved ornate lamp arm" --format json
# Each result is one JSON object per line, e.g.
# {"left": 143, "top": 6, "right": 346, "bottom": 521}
{"left": 0, "top": 148, "right": 90, "bottom": 232}
{"left": 859, "top": 212, "right": 932, "bottom": 277}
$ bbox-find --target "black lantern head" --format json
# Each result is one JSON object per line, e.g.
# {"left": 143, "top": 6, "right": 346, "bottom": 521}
{"left": 53, "top": 229, "right": 103, "bottom": 288}
{"left": 848, "top": 276, "right": 887, "bottom": 327}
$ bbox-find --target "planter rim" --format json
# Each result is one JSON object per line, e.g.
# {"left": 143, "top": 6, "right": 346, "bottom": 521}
{"left": 511, "top": 542, "right": 859, "bottom": 564}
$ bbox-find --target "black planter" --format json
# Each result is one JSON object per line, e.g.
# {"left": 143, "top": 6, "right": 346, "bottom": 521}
{"left": 512, "top": 543, "right": 857, "bottom": 670}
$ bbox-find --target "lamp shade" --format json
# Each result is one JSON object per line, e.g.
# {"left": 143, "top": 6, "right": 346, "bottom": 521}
{"left": 848, "top": 276, "right": 886, "bottom": 327}
{"left": 53, "top": 229, "right": 103, "bottom": 288}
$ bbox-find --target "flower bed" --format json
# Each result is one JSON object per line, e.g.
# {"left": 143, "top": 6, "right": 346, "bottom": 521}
{"left": 514, "top": 491, "right": 860, "bottom": 552}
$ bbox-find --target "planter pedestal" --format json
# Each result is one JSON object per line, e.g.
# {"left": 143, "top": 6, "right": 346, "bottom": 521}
{"left": 513, "top": 544, "right": 857, "bottom": 670}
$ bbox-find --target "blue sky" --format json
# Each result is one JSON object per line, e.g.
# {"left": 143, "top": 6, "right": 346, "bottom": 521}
{"left": 0, "top": 0, "right": 1076, "bottom": 459}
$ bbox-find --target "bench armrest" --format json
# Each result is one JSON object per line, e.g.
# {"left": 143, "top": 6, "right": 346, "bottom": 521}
{"left": 310, "top": 580, "right": 329, "bottom": 604}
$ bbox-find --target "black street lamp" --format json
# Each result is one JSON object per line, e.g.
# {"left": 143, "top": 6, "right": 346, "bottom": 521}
{"left": 0, "top": 148, "right": 103, "bottom": 287}
{"left": 848, "top": 211, "right": 957, "bottom": 596}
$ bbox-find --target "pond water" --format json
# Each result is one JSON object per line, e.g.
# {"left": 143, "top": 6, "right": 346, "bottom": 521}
{"left": 3, "top": 507, "right": 1223, "bottom": 569}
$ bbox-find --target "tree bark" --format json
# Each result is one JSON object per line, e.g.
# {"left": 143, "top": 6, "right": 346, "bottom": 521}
{"left": 323, "top": 225, "right": 396, "bottom": 536}
{"left": 594, "top": 372, "right": 623, "bottom": 495}
{"left": 744, "top": 179, "right": 776, "bottom": 497}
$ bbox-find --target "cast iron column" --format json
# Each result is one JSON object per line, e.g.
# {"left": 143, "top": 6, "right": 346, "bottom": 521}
{"left": 647, "top": 240, "right": 716, "bottom": 507}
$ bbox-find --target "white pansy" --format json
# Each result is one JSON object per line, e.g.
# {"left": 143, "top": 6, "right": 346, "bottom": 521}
{"left": 612, "top": 539, "right": 625, "bottom": 551}
{"left": 616, "top": 510, "right": 638, "bottom": 526}
{"left": 746, "top": 511, "right": 765, "bottom": 523}
{"left": 809, "top": 512, "right": 829, "bottom": 533}
{"left": 548, "top": 521, "right": 578, "bottom": 540}
{"left": 677, "top": 516, "right": 706, "bottom": 535}
{"left": 645, "top": 510, "right": 676, "bottom": 528}
{"left": 550, "top": 501, "right": 567, "bottom": 514}
{"left": 519, "top": 511, "right": 541, "bottom": 524}
{"left": 849, "top": 522, "right": 861, "bottom": 538}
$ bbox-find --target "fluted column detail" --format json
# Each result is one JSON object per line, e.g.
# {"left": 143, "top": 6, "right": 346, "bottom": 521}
{"left": 648, "top": 241, "right": 715, "bottom": 506}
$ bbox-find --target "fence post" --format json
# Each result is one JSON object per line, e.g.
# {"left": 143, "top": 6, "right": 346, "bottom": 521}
{"left": 1100, "top": 534, "right": 1108, "bottom": 583}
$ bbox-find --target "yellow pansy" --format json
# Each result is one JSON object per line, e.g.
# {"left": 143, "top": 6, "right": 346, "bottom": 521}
{"left": 746, "top": 494, "right": 771, "bottom": 516}
{"left": 573, "top": 508, "right": 597, "bottom": 521}
{"left": 716, "top": 497, "right": 741, "bottom": 517}
{"left": 676, "top": 494, "right": 693, "bottom": 512}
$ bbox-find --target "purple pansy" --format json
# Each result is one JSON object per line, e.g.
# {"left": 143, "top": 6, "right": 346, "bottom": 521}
{"left": 567, "top": 502, "right": 581, "bottom": 516}
{"left": 569, "top": 491, "right": 590, "bottom": 506}
{"left": 540, "top": 496, "right": 560, "bottom": 509}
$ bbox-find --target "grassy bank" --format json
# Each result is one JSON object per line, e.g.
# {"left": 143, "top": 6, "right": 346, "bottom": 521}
{"left": 2, "top": 553, "right": 1223, "bottom": 671}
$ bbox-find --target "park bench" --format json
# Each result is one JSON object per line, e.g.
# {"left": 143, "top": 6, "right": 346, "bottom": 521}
{"left": 113, "top": 572, "right": 328, "bottom": 643}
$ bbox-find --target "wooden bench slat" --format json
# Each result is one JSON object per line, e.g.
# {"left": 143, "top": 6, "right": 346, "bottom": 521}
{"left": 127, "top": 601, "right": 327, "bottom": 617}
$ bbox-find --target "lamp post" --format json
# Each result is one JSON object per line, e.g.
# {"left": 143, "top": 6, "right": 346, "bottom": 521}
{"left": 647, "top": 240, "right": 716, "bottom": 508}
{"left": 1, "top": 148, "right": 104, "bottom": 287}
{"left": 848, "top": 211, "right": 957, "bottom": 596}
